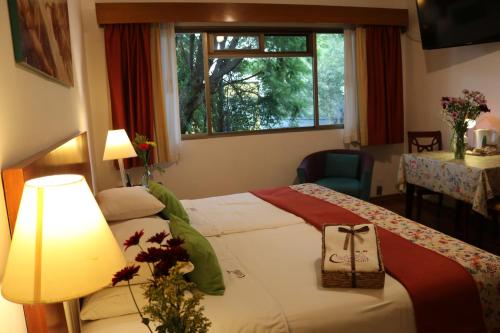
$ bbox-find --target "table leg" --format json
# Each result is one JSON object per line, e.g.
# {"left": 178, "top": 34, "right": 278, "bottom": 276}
{"left": 476, "top": 212, "right": 484, "bottom": 247}
{"left": 405, "top": 182, "right": 415, "bottom": 219}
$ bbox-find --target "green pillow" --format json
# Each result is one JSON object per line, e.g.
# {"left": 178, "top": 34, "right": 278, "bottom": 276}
{"left": 148, "top": 181, "right": 190, "bottom": 223}
{"left": 324, "top": 153, "right": 360, "bottom": 179}
{"left": 169, "top": 214, "right": 225, "bottom": 295}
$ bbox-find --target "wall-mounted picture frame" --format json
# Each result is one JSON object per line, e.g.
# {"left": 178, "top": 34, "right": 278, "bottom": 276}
{"left": 7, "top": 0, "right": 74, "bottom": 86}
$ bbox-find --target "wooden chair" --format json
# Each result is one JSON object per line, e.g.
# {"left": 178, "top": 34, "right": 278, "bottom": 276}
{"left": 407, "top": 131, "right": 442, "bottom": 153}
{"left": 407, "top": 131, "right": 443, "bottom": 221}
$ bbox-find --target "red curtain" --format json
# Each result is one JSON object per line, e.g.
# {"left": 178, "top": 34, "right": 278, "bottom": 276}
{"left": 366, "top": 26, "right": 404, "bottom": 145}
{"left": 104, "top": 24, "right": 154, "bottom": 168}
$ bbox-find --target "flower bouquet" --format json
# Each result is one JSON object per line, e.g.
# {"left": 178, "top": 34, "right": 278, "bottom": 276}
{"left": 112, "top": 230, "right": 211, "bottom": 333}
{"left": 441, "top": 90, "right": 490, "bottom": 159}
{"left": 133, "top": 133, "right": 164, "bottom": 186}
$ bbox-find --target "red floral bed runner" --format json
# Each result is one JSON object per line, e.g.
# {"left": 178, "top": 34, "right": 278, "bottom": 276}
{"left": 252, "top": 186, "right": 486, "bottom": 333}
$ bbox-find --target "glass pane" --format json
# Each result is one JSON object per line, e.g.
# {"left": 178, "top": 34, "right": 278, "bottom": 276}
{"left": 264, "top": 35, "right": 307, "bottom": 52}
{"left": 317, "top": 33, "right": 345, "bottom": 125}
{"left": 213, "top": 35, "right": 259, "bottom": 51}
{"left": 209, "top": 57, "right": 314, "bottom": 133}
{"left": 175, "top": 33, "right": 207, "bottom": 134}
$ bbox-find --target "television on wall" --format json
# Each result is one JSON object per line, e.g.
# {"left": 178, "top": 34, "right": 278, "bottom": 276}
{"left": 416, "top": 0, "right": 500, "bottom": 49}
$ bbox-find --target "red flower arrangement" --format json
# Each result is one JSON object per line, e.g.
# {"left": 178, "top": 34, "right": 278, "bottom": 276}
{"left": 113, "top": 230, "right": 190, "bottom": 284}
{"left": 133, "top": 133, "right": 164, "bottom": 186}
{"left": 133, "top": 134, "right": 156, "bottom": 167}
{"left": 111, "top": 230, "right": 209, "bottom": 333}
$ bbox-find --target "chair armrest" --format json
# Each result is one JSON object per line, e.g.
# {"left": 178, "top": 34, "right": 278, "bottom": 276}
{"left": 297, "top": 153, "right": 325, "bottom": 183}
{"left": 297, "top": 167, "right": 307, "bottom": 183}
{"left": 359, "top": 170, "right": 373, "bottom": 200}
{"left": 358, "top": 153, "right": 374, "bottom": 200}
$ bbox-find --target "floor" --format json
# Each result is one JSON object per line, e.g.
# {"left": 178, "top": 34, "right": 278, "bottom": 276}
{"left": 371, "top": 194, "right": 500, "bottom": 256}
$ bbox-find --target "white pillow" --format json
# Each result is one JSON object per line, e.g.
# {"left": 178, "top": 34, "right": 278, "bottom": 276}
{"left": 81, "top": 284, "right": 145, "bottom": 321}
{"left": 109, "top": 216, "right": 171, "bottom": 286}
{"left": 96, "top": 187, "right": 165, "bottom": 221}
{"left": 80, "top": 262, "right": 194, "bottom": 321}
{"left": 81, "top": 215, "right": 172, "bottom": 320}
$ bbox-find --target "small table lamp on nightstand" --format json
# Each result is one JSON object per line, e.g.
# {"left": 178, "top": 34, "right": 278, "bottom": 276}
{"left": 103, "top": 129, "right": 137, "bottom": 187}
{"left": 1, "top": 174, "right": 125, "bottom": 305}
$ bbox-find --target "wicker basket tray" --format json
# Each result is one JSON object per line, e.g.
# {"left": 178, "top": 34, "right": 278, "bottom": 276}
{"left": 321, "top": 224, "right": 385, "bottom": 289}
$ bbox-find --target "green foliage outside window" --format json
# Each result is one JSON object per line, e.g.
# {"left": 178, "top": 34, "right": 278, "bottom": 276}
{"left": 176, "top": 33, "right": 206, "bottom": 134}
{"left": 317, "top": 33, "right": 345, "bottom": 125}
{"left": 175, "top": 32, "right": 344, "bottom": 136}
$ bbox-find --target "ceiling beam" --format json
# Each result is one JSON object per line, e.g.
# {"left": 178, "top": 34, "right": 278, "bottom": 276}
{"left": 96, "top": 2, "right": 408, "bottom": 27}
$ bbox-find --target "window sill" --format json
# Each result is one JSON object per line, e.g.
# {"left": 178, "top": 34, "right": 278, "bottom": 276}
{"left": 181, "top": 124, "right": 343, "bottom": 140}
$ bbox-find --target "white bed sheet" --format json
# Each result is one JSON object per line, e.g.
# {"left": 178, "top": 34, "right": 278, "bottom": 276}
{"left": 82, "top": 222, "right": 290, "bottom": 333}
{"left": 82, "top": 193, "right": 417, "bottom": 333}
{"left": 219, "top": 223, "right": 416, "bottom": 333}
{"left": 181, "top": 192, "right": 304, "bottom": 236}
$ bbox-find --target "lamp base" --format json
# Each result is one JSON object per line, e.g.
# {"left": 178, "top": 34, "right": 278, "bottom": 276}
{"left": 118, "top": 159, "right": 127, "bottom": 187}
{"left": 64, "top": 300, "right": 81, "bottom": 333}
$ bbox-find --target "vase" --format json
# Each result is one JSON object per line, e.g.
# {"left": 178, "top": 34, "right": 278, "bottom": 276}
{"left": 453, "top": 132, "right": 466, "bottom": 160}
{"left": 141, "top": 166, "right": 153, "bottom": 188}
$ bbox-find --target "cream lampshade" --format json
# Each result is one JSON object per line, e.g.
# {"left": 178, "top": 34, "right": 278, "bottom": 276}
{"left": 466, "top": 119, "right": 477, "bottom": 129}
{"left": 1, "top": 175, "right": 126, "bottom": 304}
{"left": 103, "top": 129, "right": 137, "bottom": 187}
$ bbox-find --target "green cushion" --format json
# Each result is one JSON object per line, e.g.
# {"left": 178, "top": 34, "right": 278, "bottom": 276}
{"left": 315, "top": 177, "right": 361, "bottom": 198}
{"left": 148, "top": 181, "right": 190, "bottom": 223}
{"left": 324, "top": 153, "right": 359, "bottom": 179}
{"left": 169, "top": 214, "right": 225, "bottom": 295}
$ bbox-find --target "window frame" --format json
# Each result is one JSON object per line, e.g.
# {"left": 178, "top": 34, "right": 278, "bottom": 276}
{"left": 208, "top": 32, "right": 313, "bottom": 57}
{"left": 177, "top": 30, "right": 345, "bottom": 139}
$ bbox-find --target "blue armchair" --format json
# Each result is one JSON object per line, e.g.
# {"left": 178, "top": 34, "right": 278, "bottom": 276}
{"left": 297, "top": 149, "right": 374, "bottom": 200}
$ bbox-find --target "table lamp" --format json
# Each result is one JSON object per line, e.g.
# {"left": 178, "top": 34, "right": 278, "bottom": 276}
{"left": 103, "top": 129, "right": 137, "bottom": 187}
{"left": 466, "top": 119, "right": 477, "bottom": 129}
{"left": 1, "top": 174, "right": 126, "bottom": 304}
{"left": 465, "top": 119, "right": 477, "bottom": 148}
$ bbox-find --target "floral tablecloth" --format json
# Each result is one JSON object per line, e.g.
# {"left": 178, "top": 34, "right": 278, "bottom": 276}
{"left": 397, "top": 151, "right": 500, "bottom": 216}
{"left": 292, "top": 183, "right": 500, "bottom": 332}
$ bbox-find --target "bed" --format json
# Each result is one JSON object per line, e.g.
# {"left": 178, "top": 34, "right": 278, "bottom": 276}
{"left": 3, "top": 132, "right": 498, "bottom": 333}
{"left": 81, "top": 185, "right": 500, "bottom": 333}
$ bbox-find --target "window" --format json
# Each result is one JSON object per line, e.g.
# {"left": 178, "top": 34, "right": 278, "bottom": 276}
{"left": 175, "top": 31, "right": 344, "bottom": 137}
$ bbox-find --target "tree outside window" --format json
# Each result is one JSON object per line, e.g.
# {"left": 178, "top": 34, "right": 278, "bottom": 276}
{"left": 175, "top": 31, "right": 344, "bottom": 137}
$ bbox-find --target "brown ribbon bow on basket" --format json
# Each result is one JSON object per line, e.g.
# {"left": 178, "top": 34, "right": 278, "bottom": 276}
{"left": 329, "top": 225, "right": 370, "bottom": 287}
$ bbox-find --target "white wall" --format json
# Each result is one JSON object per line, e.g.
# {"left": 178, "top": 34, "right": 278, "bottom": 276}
{"left": 0, "top": 0, "right": 89, "bottom": 331}
{"left": 405, "top": 0, "right": 500, "bottom": 146}
{"left": 82, "top": 0, "right": 407, "bottom": 199}
{"left": 131, "top": 130, "right": 346, "bottom": 199}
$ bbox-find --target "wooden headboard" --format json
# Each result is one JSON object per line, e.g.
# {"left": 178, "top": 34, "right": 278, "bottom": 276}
{"left": 2, "top": 131, "right": 92, "bottom": 333}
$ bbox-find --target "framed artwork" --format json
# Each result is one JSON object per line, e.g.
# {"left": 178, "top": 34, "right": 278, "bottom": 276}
{"left": 7, "top": 0, "right": 73, "bottom": 86}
